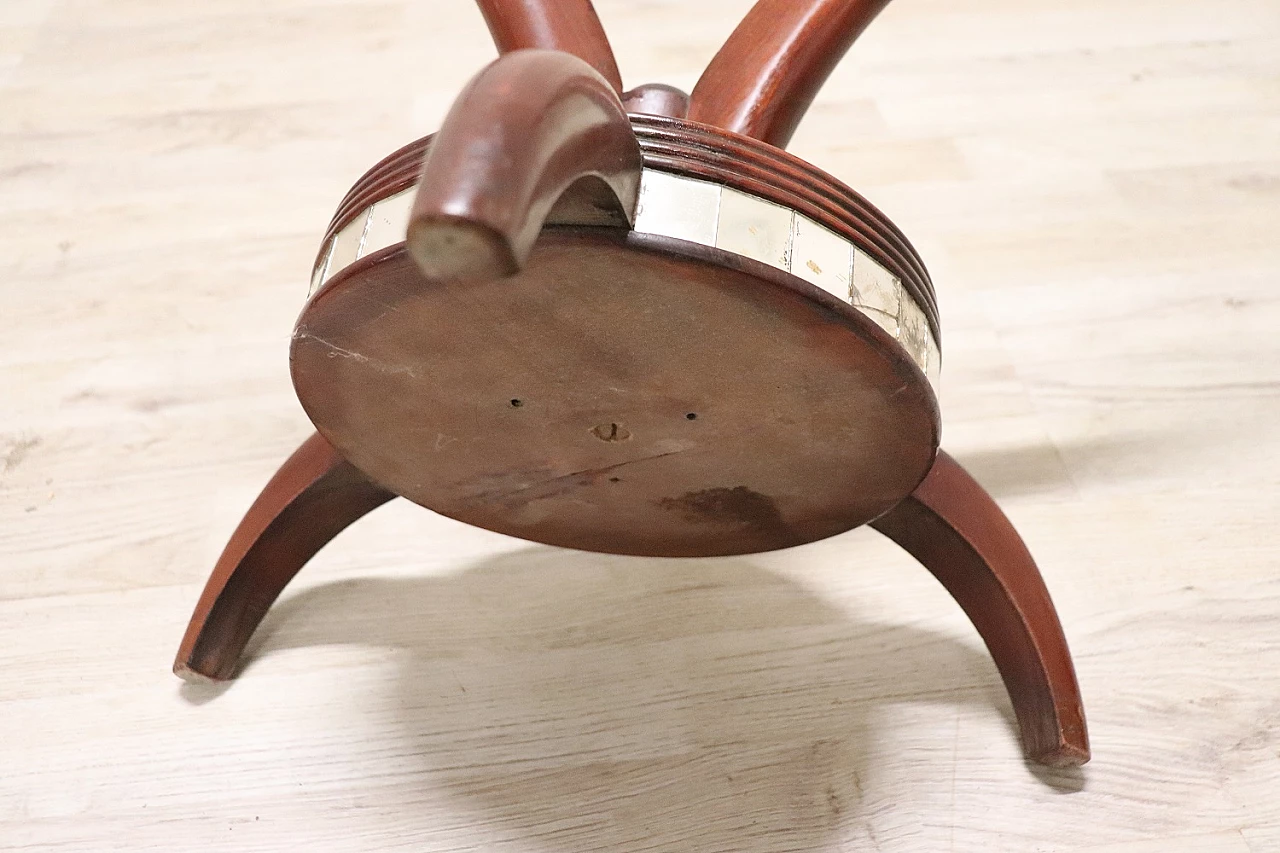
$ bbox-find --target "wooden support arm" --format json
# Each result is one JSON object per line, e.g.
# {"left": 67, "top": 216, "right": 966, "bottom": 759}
{"left": 406, "top": 49, "right": 642, "bottom": 282}
{"left": 689, "top": 0, "right": 894, "bottom": 148}
{"left": 474, "top": 0, "right": 623, "bottom": 92}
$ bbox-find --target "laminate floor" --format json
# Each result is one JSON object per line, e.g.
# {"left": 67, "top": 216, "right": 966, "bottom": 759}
{"left": 3, "top": 1, "right": 1279, "bottom": 850}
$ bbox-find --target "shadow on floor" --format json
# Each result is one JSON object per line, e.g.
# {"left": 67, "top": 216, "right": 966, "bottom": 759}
{"left": 954, "top": 428, "right": 1163, "bottom": 500}
{"left": 184, "top": 546, "right": 1085, "bottom": 850}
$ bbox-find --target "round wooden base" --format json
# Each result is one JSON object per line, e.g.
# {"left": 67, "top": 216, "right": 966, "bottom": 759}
{"left": 292, "top": 229, "right": 938, "bottom": 557}
{"left": 177, "top": 33, "right": 1087, "bottom": 772}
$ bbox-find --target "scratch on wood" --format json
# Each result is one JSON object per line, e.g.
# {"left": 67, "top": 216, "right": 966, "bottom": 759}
{"left": 294, "top": 330, "right": 418, "bottom": 378}
{"left": 463, "top": 447, "right": 692, "bottom": 508}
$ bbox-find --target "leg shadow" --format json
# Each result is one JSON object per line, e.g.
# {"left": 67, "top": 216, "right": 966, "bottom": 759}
{"left": 219, "top": 546, "right": 1071, "bottom": 851}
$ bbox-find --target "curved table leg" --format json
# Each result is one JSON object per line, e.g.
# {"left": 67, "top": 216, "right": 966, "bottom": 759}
{"left": 870, "top": 450, "right": 1090, "bottom": 766}
{"left": 474, "top": 0, "right": 624, "bottom": 94}
{"left": 407, "top": 49, "right": 641, "bottom": 283}
{"left": 689, "top": 0, "right": 894, "bottom": 149}
{"left": 174, "top": 432, "right": 396, "bottom": 681}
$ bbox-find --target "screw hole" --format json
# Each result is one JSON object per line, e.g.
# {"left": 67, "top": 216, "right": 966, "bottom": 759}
{"left": 510, "top": 399, "right": 523, "bottom": 408}
{"left": 685, "top": 412, "right": 698, "bottom": 420}
{"left": 591, "top": 422, "right": 631, "bottom": 442}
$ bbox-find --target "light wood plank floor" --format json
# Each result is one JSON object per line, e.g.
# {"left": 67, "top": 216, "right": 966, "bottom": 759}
{"left": 3, "top": 0, "right": 1279, "bottom": 850}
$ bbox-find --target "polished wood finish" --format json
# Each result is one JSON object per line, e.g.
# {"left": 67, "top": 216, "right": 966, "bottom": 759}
{"left": 689, "top": 0, "right": 894, "bottom": 149}
{"left": 201, "top": 0, "right": 1065, "bottom": 771}
{"left": 294, "top": 231, "right": 937, "bottom": 557}
{"left": 15, "top": 0, "right": 1280, "bottom": 847}
{"left": 406, "top": 50, "right": 640, "bottom": 281}
{"left": 631, "top": 115, "right": 938, "bottom": 336}
{"left": 871, "top": 451, "right": 1090, "bottom": 766}
{"left": 296, "top": 98, "right": 943, "bottom": 559}
{"left": 317, "top": 117, "right": 938, "bottom": 338}
{"left": 475, "top": 0, "right": 623, "bottom": 92}
{"left": 173, "top": 433, "right": 394, "bottom": 680}
{"left": 621, "top": 83, "right": 690, "bottom": 119}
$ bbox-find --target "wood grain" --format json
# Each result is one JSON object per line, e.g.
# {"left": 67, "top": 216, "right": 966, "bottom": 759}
{"left": 174, "top": 432, "right": 395, "bottom": 681}
{"left": 474, "top": 0, "right": 623, "bottom": 92}
{"left": 405, "top": 49, "right": 640, "bottom": 280}
{"left": 871, "top": 450, "right": 1088, "bottom": 766}
{"left": 3, "top": 0, "right": 1280, "bottom": 850}
{"left": 689, "top": 0, "right": 894, "bottom": 148}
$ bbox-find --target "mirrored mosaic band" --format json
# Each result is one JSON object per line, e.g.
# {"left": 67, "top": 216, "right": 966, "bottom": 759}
{"left": 310, "top": 170, "right": 941, "bottom": 389}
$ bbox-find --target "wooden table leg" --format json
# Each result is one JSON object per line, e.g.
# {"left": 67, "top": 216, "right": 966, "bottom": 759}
{"left": 689, "top": 0, "right": 895, "bottom": 149}
{"left": 174, "top": 433, "right": 395, "bottom": 681}
{"left": 406, "top": 48, "right": 641, "bottom": 283}
{"left": 474, "top": 0, "right": 624, "bottom": 94}
{"left": 870, "top": 450, "right": 1090, "bottom": 766}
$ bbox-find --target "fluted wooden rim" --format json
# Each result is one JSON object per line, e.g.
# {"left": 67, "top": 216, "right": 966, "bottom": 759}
{"left": 312, "top": 116, "right": 941, "bottom": 370}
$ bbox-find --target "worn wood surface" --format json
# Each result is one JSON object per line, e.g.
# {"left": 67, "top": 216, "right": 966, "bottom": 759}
{"left": 404, "top": 49, "right": 640, "bottom": 280}
{"left": 2, "top": 0, "right": 1279, "bottom": 850}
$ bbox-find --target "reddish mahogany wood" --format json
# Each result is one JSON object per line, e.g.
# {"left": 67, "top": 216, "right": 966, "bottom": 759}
{"left": 174, "top": 433, "right": 395, "bottom": 681}
{"left": 689, "top": 0, "right": 894, "bottom": 148}
{"left": 870, "top": 450, "right": 1090, "bottom": 766}
{"left": 622, "top": 83, "right": 690, "bottom": 119}
{"left": 181, "top": 3, "right": 1090, "bottom": 772}
{"left": 406, "top": 50, "right": 642, "bottom": 281}
{"left": 293, "top": 232, "right": 938, "bottom": 558}
{"left": 630, "top": 115, "right": 938, "bottom": 333}
{"left": 318, "top": 118, "right": 938, "bottom": 342}
{"left": 475, "top": 0, "right": 623, "bottom": 93}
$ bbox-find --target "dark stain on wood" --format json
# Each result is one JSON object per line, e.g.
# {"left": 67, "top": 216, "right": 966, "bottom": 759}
{"left": 659, "top": 485, "right": 792, "bottom": 539}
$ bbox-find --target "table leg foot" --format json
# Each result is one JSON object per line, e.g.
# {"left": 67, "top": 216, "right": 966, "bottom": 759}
{"left": 174, "top": 433, "right": 395, "bottom": 681}
{"left": 871, "top": 450, "right": 1090, "bottom": 766}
